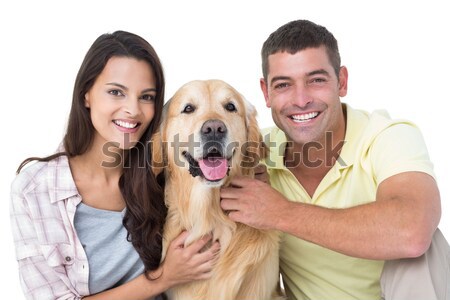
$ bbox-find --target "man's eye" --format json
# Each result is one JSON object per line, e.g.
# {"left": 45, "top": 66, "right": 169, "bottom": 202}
{"left": 182, "top": 104, "right": 195, "bottom": 113}
{"left": 225, "top": 102, "right": 237, "bottom": 112}
{"left": 274, "top": 83, "right": 289, "bottom": 89}
{"left": 311, "top": 78, "right": 326, "bottom": 83}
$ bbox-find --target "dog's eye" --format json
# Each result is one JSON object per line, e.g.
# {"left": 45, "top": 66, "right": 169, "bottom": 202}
{"left": 182, "top": 104, "right": 195, "bottom": 114}
{"left": 225, "top": 102, "right": 236, "bottom": 112}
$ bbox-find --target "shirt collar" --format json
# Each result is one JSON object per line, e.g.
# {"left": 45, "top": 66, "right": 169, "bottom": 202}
{"left": 336, "top": 103, "right": 366, "bottom": 170}
{"left": 47, "top": 154, "right": 80, "bottom": 204}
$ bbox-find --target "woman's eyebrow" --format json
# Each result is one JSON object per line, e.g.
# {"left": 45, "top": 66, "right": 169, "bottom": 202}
{"left": 106, "top": 82, "right": 128, "bottom": 90}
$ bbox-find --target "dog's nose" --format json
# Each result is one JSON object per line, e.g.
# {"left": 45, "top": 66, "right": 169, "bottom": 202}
{"left": 201, "top": 119, "right": 227, "bottom": 139}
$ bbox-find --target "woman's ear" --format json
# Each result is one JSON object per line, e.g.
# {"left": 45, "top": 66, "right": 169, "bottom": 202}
{"left": 84, "top": 92, "right": 91, "bottom": 108}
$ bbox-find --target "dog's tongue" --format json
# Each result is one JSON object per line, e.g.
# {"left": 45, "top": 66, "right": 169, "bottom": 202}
{"left": 198, "top": 157, "right": 228, "bottom": 181}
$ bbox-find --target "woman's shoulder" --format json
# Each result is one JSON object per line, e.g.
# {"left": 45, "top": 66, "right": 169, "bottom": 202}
{"left": 11, "top": 160, "right": 51, "bottom": 196}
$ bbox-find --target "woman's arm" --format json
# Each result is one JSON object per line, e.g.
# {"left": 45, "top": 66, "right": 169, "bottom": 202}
{"left": 84, "top": 232, "right": 220, "bottom": 300}
{"left": 11, "top": 181, "right": 219, "bottom": 300}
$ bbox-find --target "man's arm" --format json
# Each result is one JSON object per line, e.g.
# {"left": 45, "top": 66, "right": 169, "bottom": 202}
{"left": 220, "top": 171, "right": 440, "bottom": 260}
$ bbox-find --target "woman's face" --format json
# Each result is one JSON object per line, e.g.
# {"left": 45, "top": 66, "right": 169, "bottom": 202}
{"left": 85, "top": 56, "right": 157, "bottom": 151}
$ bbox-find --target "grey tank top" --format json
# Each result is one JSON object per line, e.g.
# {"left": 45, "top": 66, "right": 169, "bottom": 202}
{"left": 74, "top": 202, "right": 144, "bottom": 294}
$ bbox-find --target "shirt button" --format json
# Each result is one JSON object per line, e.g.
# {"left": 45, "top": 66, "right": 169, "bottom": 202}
{"left": 65, "top": 256, "right": 72, "bottom": 262}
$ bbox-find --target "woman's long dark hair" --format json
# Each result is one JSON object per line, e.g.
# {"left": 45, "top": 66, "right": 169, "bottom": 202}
{"left": 17, "top": 31, "right": 167, "bottom": 274}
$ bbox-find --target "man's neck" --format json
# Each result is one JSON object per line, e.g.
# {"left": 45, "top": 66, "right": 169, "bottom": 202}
{"left": 284, "top": 111, "right": 347, "bottom": 197}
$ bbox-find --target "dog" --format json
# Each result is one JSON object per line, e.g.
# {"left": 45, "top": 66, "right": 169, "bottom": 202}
{"left": 151, "top": 80, "right": 281, "bottom": 300}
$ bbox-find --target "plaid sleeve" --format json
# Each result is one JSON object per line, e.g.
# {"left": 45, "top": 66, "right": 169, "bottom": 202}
{"left": 17, "top": 256, "right": 83, "bottom": 300}
{"left": 10, "top": 177, "right": 83, "bottom": 300}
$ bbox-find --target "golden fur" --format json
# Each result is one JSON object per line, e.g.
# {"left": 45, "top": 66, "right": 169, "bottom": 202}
{"left": 152, "top": 80, "right": 281, "bottom": 300}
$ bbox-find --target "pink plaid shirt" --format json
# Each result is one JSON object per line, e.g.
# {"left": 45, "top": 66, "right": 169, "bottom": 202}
{"left": 10, "top": 155, "right": 89, "bottom": 299}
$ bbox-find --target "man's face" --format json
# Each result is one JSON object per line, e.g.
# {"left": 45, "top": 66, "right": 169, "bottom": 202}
{"left": 260, "top": 46, "right": 347, "bottom": 146}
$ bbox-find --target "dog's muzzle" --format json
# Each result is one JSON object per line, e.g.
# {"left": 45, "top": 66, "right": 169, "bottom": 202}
{"left": 183, "top": 119, "right": 231, "bottom": 182}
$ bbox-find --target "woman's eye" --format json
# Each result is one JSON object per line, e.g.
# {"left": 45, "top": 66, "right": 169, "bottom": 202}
{"left": 225, "top": 102, "right": 236, "bottom": 112}
{"left": 141, "top": 94, "right": 155, "bottom": 102}
{"left": 182, "top": 104, "right": 195, "bottom": 113}
{"left": 108, "top": 89, "right": 124, "bottom": 96}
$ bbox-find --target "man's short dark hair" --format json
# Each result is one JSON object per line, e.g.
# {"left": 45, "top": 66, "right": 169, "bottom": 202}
{"left": 261, "top": 20, "right": 341, "bottom": 81}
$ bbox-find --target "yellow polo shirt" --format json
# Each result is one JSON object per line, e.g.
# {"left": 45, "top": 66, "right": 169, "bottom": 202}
{"left": 262, "top": 104, "right": 435, "bottom": 300}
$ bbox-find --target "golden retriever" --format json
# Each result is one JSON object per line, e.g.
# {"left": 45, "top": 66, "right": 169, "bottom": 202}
{"left": 151, "top": 80, "right": 281, "bottom": 300}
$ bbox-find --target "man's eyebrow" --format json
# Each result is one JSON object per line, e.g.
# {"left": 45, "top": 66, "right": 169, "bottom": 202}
{"left": 270, "top": 76, "right": 291, "bottom": 86}
{"left": 269, "top": 69, "right": 331, "bottom": 86}
{"left": 306, "top": 69, "right": 331, "bottom": 77}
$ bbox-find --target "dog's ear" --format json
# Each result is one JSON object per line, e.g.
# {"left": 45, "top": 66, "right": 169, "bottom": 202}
{"left": 150, "top": 130, "right": 164, "bottom": 176}
{"left": 150, "top": 101, "right": 170, "bottom": 176}
{"left": 242, "top": 100, "right": 267, "bottom": 171}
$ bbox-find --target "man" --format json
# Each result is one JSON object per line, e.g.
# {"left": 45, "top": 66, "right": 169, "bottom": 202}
{"left": 220, "top": 20, "right": 449, "bottom": 299}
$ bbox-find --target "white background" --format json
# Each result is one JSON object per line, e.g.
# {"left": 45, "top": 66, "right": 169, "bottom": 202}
{"left": 1, "top": 0, "right": 449, "bottom": 297}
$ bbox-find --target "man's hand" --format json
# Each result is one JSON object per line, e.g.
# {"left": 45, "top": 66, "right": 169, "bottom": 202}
{"left": 254, "top": 164, "right": 270, "bottom": 184}
{"left": 220, "top": 176, "right": 289, "bottom": 230}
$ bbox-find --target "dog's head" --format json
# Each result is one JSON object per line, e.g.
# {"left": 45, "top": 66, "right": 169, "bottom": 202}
{"left": 152, "top": 79, "right": 266, "bottom": 187}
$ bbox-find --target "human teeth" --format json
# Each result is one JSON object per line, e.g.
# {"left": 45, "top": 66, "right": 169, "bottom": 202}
{"left": 114, "top": 120, "right": 138, "bottom": 128}
{"left": 291, "top": 112, "right": 319, "bottom": 122}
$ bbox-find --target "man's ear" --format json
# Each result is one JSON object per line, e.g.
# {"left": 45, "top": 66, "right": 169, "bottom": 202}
{"left": 338, "top": 66, "right": 348, "bottom": 97}
{"left": 260, "top": 78, "right": 271, "bottom": 108}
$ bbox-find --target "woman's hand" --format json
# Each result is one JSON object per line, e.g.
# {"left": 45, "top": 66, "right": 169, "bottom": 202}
{"left": 157, "top": 231, "right": 220, "bottom": 289}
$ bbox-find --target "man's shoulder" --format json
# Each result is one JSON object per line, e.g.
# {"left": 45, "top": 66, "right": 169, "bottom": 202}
{"left": 347, "top": 104, "right": 419, "bottom": 140}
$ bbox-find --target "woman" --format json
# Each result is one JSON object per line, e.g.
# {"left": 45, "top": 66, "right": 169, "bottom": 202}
{"left": 10, "top": 31, "right": 219, "bottom": 299}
